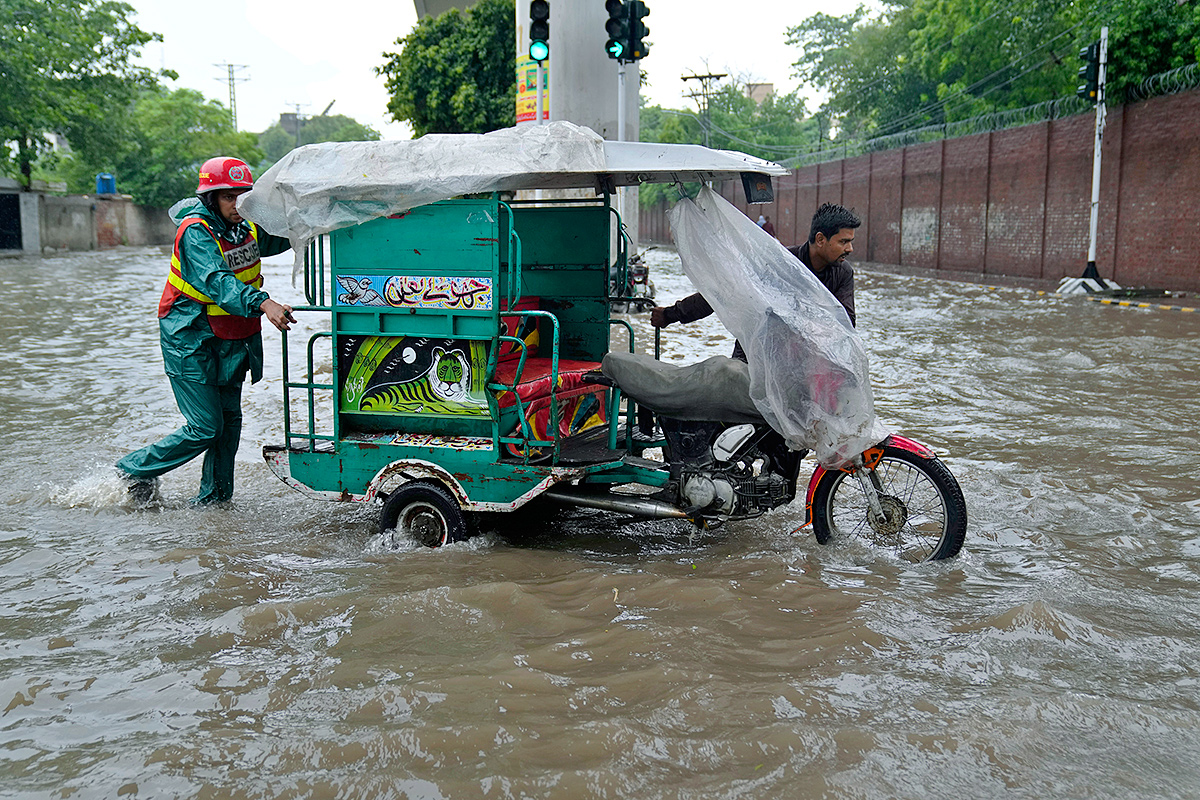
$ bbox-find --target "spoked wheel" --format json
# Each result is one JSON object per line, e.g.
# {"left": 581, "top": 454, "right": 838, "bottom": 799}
{"left": 811, "top": 446, "right": 966, "bottom": 562}
{"left": 379, "top": 482, "right": 468, "bottom": 548}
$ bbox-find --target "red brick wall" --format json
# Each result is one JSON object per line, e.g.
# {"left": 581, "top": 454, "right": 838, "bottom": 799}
{"left": 985, "top": 122, "right": 1048, "bottom": 278}
{"left": 639, "top": 89, "right": 1200, "bottom": 292}
{"left": 901, "top": 142, "right": 942, "bottom": 270}
{"left": 867, "top": 150, "right": 902, "bottom": 265}
{"left": 940, "top": 133, "right": 990, "bottom": 272}
{"left": 1111, "top": 91, "right": 1200, "bottom": 289}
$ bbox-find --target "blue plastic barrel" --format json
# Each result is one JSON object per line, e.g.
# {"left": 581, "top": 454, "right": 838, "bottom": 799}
{"left": 95, "top": 173, "right": 116, "bottom": 194}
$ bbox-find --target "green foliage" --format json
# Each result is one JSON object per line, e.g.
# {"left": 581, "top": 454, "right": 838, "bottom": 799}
{"left": 57, "top": 86, "right": 261, "bottom": 208}
{"left": 257, "top": 114, "right": 381, "bottom": 167}
{"left": 0, "top": 0, "right": 160, "bottom": 186}
{"left": 1105, "top": 0, "right": 1200, "bottom": 99}
{"left": 258, "top": 126, "right": 299, "bottom": 167}
{"left": 639, "top": 83, "right": 821, "bottom": 207}
{"left": 788, "top": 5, "right": 936, "bottom": 139}
{"left": 788, "top": 0, "right": 1200, "bottom": 138}
{"left": 378, "top": 0, "right": 516, "bottom": 136}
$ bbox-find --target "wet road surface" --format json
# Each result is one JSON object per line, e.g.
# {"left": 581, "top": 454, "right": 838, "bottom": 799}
{"left": 1, "top": 245, "right": 1198, "bottom": 798}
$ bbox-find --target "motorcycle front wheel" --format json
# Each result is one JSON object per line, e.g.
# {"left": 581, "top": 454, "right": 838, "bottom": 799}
{"left": 810, "top": 446, "right": 966, "bottom": 562}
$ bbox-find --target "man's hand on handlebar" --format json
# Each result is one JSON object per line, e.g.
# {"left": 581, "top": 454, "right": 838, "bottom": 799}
{"left": 261, "top": 298, "right": 297, "bottom": 332}
{"left": 650, "top": 307, "right": 669, "bottom": 328}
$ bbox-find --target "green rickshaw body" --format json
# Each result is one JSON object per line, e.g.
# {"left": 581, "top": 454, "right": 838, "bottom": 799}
{"left": 268, "top": 194, "right": 635, "bottom": 510}
{"left": 251, "top": 123, "right": 790, "bottom": 527}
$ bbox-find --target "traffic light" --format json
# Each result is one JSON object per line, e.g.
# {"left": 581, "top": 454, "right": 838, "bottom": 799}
{"left": 529, "top": 0, "right": 549, "bottom": 62}
{"left": 628, "top": 1, "right": 650, "bottom": 60}
{"left": 605, "top": 0, "right": 627, "bottom": 60}
{"left": 1077, "top": 41, "right": 1100, "bottom": 102}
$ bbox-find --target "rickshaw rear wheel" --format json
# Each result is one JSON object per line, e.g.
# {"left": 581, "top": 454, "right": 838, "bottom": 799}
{"left": 380, "top": 482, "right": 468, "bottom": 547}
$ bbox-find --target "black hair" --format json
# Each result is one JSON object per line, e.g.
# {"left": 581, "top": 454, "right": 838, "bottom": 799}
{"left": 197, "top": 191, "right": 219, "bottom": 215}
{"left": 808, "top": 202, "right": 861, "bottom": 244}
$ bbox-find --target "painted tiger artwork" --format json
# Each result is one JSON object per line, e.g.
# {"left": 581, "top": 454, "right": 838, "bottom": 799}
{"left": 338, "top": 335, "right": 489, "bottom": 416}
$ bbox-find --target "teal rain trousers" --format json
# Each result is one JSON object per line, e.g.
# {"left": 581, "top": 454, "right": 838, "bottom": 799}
{"left": 117, "top": 378, "right": 244, "bottom": 505}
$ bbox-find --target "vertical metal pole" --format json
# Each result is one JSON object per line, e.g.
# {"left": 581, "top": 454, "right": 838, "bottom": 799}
{"left": 1084, "top": 26, "right": 1109, "bottom": 284}
{"left": 536, "top": 61, "right": 545, "bottom": 125}
{"left": 616, "top": 60, "right": 628, "bottom": 226}
{"left": 227, "top": 65, "right": 237, "bottom": 130}
{"left": 616, "top": 61, "right": 627, "bottom": 142}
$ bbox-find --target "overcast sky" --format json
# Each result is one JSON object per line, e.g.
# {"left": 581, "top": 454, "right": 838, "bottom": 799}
{"left": 128, "top": 0, "right": 870, "bottom": 139}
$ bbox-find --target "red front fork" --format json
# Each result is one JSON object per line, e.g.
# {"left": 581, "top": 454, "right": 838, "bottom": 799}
{"left": 801, "top": 434, "right": 937, "bottom": 526}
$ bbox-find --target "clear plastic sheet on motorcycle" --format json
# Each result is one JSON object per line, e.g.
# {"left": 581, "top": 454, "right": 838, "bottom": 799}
{"left": 667, "top": 186, "right": 890, "bottom": 467}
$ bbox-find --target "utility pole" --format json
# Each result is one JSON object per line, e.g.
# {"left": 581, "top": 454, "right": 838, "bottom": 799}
{"left": 682, "top": 72, "right": 726, "bottom": 147}
{"left": 1082, "top": 26, "right": 1110, "bottom": 288}
{"left": 1059, "top": 27, "right": 1119, "bottom": 295}
{"left": 214, "top": 63, "right": 249, "bottom": 130}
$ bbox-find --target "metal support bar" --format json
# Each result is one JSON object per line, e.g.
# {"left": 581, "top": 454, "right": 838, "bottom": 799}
{"left": 536, "top": 61, "right": 545, "bottom": 126}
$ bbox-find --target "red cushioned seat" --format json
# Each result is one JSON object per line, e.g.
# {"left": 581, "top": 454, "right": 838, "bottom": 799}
{"left": 493, "top": 358, "right": 602, "bottom": 408}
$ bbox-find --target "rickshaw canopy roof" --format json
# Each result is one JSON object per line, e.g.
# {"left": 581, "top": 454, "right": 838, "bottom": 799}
{"left": 238, "top": 121, "right": 788, "bottom": 245}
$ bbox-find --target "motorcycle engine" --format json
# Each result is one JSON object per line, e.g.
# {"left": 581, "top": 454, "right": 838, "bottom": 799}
{"left": 667, "top": 421, "right": 796, "bottom": 522}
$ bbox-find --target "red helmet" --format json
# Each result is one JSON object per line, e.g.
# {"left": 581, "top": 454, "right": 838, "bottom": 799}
{"left": 197, "top": 156, "right": 254, "bottom": 194}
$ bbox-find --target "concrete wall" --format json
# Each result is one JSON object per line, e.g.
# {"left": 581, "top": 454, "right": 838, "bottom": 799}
{"left": 32, "top": 195, "right": 174, "bottom": 253}
{"left": 640, "top": 88, "right": 1200, "bottom": 293}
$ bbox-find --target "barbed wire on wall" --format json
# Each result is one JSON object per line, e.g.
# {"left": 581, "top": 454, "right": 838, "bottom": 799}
{"left": 1125, "top": 62, "right": 1200, "bottom": 103}
{"left": 785, "top": 62, "right": 1200, "bottom": 169}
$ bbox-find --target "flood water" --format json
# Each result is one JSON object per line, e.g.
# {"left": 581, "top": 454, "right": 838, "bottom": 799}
{"left": 2, "top": 245, "right": 1199, "bottom": 799}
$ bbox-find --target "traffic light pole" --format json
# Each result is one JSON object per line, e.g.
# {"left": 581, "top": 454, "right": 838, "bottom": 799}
{"left": 1083, "top": 26, "right": 1109, "bottom": 285}
{"left": 537, "top": 61, "right": 545, "bottom": 126}
{"left": 616, "top": 61, "right": 627, "bottom": 142}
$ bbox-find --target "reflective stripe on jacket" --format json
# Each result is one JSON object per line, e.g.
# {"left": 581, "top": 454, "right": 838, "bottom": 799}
{"left": 158, "top": 217, "right": 263, "bottom": 340}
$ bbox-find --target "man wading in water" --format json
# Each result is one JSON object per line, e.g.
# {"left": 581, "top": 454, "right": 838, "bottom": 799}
{"left": 116, "top": 157, "right": 294, "bottom": 506}
{"left": 650, "top": 202, "right": 860, "bottom": 360}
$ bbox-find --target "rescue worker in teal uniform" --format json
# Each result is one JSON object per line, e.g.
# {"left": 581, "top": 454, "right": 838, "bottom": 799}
{"left": 117, "top": 156, "right": 295, "bottom": 505}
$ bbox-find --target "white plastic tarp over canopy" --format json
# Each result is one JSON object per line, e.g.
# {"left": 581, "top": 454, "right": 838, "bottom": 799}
{"left": 238, "top": 120, "right": 788, "bottom": 247}
{"left": 668, "top": 187, "right": 890, "bottom": 467}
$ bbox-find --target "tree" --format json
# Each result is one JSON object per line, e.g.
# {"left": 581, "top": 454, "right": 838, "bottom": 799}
{"left": 1105, "top": 0, "right": 1200, "bottom": 101}
{"left": 787, "top": 4, "right": 943, "bottom": 138}
{"left": 787, "top": 0, "right": 1200, "bottom": 140}
{"left": 0, "top": 0, "right": 160, "bottom": 188}
{"left": 257, "top": 113, "right": 380, "bottom": 166}
{"left": 57, "top": 86, "right": 261, "bottom": 208}
{"left": 378, "top": 0, "right": 516, "bottom": 136}
{"left": 639, "top": 83, "right": 821, "bottom": 207}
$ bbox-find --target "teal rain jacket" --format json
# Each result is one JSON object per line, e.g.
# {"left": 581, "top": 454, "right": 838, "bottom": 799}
{"left": 159, "top": 197, "right": 291, "bottom": 386}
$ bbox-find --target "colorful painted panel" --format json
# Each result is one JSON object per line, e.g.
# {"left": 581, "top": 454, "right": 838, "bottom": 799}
{"left": 345, "top": 432, "right": 494, "bottom": 450}
{"left": 504, "top": 385, "right": 608, "bottom": 460}
{"left": 339, "top": 336, "right": 489, "bottom": 416}
{"left": 498, "top": 296, "right": 540, "bottom": 362}
{"left": 336, "top": 275, "right": 493, "bottom": 310}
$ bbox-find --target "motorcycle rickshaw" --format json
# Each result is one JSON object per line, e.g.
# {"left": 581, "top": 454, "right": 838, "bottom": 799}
{"left": 244, "top": 123, "right": 966, "bottom": 562}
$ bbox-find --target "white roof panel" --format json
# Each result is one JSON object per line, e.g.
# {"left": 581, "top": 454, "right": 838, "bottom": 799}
{"left": 239, "top": 121, "right": 788, "bottom": 244}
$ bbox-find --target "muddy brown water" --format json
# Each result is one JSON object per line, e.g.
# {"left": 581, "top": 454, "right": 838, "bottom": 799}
{"left": 1, "top": 246, "right": 1198, "bottom": 798}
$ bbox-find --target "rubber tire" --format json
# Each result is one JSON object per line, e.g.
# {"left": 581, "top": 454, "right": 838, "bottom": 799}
{"left": 810, "top": 446, "right": 966, "bottom": 562}
{"left": 379, "top": 482, "right": 468, "bottom": 548}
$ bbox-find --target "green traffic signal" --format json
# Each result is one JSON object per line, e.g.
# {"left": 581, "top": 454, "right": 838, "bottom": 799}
{"left": 529, "top": 0, "right": 549, "bottom": 62}
{"left": 605, "top": 0, "right": 627, "bottom": 61}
